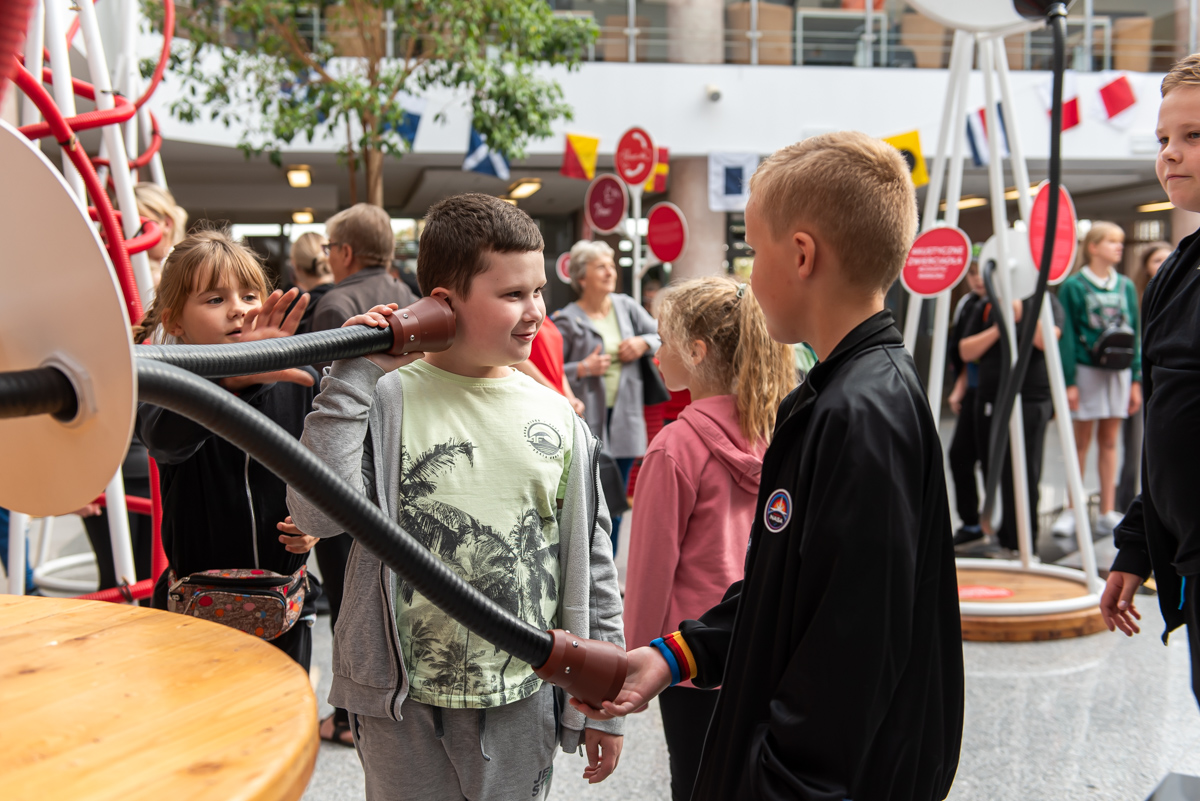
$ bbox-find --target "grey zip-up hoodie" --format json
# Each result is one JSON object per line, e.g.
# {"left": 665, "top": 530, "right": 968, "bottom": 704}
{"left": 286, "top": 357, "right": 625, "bottom": 749}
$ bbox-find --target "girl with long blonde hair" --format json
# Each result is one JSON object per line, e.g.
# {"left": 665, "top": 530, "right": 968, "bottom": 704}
{"left": 622, "top": 276, "right": 796, "bottom": 801}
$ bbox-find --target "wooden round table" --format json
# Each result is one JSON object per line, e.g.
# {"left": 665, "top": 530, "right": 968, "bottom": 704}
{"left": 0, "top": 595, "right": 318, "bottom": 801}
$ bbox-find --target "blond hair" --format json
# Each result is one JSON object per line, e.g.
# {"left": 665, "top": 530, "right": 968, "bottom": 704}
{"left": 326, "top": 203, "right": 395, "bottom": 269}
{"left": 134, "top": 182, "right": 188, "bottom": 247}
{"left": 749, "top": 132, "right": 918, "bottom": 293}
{"left": 1076, "top": 220, "right": 1124, "bottom": 272}
{"left": 1162, "top": 53, "right": 1200, "bottom": 96}
{"left": 132, "top": 228, "right": 270, "bottom": 343}
{"left": 656, "top": 277, "right": 797, "bottom": 444}
{"left": 290, "top": 231, "right": 331, "bottom": 279}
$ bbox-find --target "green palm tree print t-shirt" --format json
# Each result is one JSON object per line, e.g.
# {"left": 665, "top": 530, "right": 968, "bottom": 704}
{"left": 395, "top": 360, "right": 574, "bottom": 708}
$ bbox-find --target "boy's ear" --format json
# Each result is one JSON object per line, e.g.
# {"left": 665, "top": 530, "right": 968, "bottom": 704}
{"left": 429, "top": 287, "right": 454, "bottom": 310}
{"left": 793, "top": 231, "right": 817, "bottom": 280}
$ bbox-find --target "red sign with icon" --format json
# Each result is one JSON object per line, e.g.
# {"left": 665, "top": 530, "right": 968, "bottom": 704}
{"left": 555, "top": 252, "right": 571, "bottom": 284}
{"left": 1029, "top": 181, "right": 1077, "bottom": 285}
{"left": 615, "top": 127, "right": 656, "bottom": 187}
{"left": 584, "top": 174, "right": 629, "bottom": 234}
{"left": 900, "top": 226, "right": 972, "bottom": 298}
{"left": 646, "top": 202, "right": 688, "bottom": 263}
{"left": 958, "top": 585, "right": 1015, "bottom": 600}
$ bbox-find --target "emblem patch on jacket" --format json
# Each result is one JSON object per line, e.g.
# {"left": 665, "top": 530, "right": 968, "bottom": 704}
{"left": 525, "top": 420, "right": 564, "bottom": 459}
{"left": 764, "top": 489, "right": 792, "bottom": 533}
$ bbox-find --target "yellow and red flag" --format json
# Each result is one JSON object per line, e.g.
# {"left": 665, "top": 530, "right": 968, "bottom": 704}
{"left": 644, "top": 146, "right": 669, "bottom": 193}
{"left": 561, "top": 133, "right": 600, "bottom": 181}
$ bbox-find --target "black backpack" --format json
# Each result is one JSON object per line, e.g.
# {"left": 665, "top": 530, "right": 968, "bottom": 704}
{"left": 1091, "top": 323, "right": 1135, "bottom": 370}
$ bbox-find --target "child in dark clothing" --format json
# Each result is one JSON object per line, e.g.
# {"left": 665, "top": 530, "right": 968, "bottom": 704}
{"left": 1103, "top": 55, "right": 1200, "bottom": 707}
{"left": 572, "top": 132, "right": 964, "bottom": 801}
{"left": 133, "top": 229, "right": 321, "bottom": 669}
{"left": 958, "top": 294, "right": 1063, "bottom": 555}
{"left": 947, "top": 262, "right": 986, "bottom": 548}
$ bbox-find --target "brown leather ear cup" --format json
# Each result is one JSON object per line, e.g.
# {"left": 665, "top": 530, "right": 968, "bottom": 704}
{"left": 386, "top": 296, "right": 456, "bottom": 355}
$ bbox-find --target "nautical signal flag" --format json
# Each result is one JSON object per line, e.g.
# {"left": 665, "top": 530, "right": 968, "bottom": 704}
{"left": 1037, "top": 71, "right": 1080, "bottom": 131}
{"left": 966, "top": 104, "right": 1010, "bottom": 168}
{"left": 644, "top": 147, "right": 669, "bottom": 193}
{"left": 463, "top": 129, "right": 510, "bottom": 181}
{"left": 561, "top": 133, "right": 600, "bottom": 181}
{"left": 882, "top": 131, "right": 928, "bottom": 188}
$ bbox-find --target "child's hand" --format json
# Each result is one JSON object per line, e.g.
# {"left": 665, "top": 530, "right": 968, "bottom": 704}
{"left": 568, "top": 646, "right": 671, "bottom": 720}
{"left": 582, "top": 730, "right": 622, "bottom": 784}
{"left": 1129, "top": 381, "right": 1142, "bottom": 415}
{"left": 241, "top": 287, "right": 308, "bottom": 343}
{"left": 1100, "top": 570, "right": 1144, "bottom": 636}
{"left": 276, "top": 516, "right": 319, "bottom": 554}
{"left": 343, "top": 303, "right": 425, "bottom": 372}
{"left": 1066, "top": 385, "right": 1080, "bottom": 411}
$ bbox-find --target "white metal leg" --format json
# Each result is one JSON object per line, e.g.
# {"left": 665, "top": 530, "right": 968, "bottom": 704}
{"left": 44, "top": 0, "right": 85, "bottom": 199}
{"left": 35, "top": 515, "right": 55, "bottom": 568}
{"left": 105, "top": 468, "right": 137, "bottom": 588}
{"left": 20, "top": 0, "right": 44, "bottom": 144}
{"left": 7, "top": 512, "right": 28, "bottom": 594}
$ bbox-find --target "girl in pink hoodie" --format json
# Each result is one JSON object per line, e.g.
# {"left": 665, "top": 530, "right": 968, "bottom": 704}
{"left": 623, "top": 277, "right": 797, "bottom": 801}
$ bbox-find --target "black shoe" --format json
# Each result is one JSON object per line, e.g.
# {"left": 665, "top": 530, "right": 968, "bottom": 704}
{"left": 953, "top": 526, "right": 984, "bottom": 548}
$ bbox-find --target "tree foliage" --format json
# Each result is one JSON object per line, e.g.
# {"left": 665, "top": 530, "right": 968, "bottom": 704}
{"left": 158, "top": 0, "right": 596, "bottom": 204}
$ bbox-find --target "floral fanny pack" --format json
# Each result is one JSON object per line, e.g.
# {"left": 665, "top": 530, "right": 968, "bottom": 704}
{"left": 167, "top": 565, "right": 308, "bottom": 641}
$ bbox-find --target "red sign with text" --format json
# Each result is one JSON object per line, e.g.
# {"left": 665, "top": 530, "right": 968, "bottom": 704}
{"left": 958, "top": 585, "right": 1015, "bottom": 601}
{"left": 646, "top": 202, "right": 688, "bottom": 263}
{"left": 615, "top": 127, "right": 656, "bottom": 186}
{"left": 900, "top": 226, "right": 972, "bottom": 298}
{"left": 584, "top": 174, "right": 628, "bottom": 234}
{"left": 556, "top": 252, "right": 571, "bottom": 284}
{"left": 1029, "top": 181, "right": 1077, "bottom": 285}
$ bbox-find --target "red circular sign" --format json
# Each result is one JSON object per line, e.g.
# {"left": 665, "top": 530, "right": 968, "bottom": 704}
{"left": 646, "top": 202, "right": 688, "bottom": 263}
{"left": 555, "top": 252, "right": 571, "bottom": 284}
{"left": 615, "top": 127, "right": 656, "bottom": 186}
{"left": 584, "top": 174, "right": 628, "bottom": 234}
{"left": 900, "top": 226, "right": 972, "bottom": 298}
{"left": 1029, "top": 181, "right": 1078, "bottom": 285}
{"left": 958, "top": 585, "right": 1015, "bottom": 601}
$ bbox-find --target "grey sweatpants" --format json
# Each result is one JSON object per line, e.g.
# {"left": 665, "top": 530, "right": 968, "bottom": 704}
{"left": 351, "top": 683, "right": 560, "bottom": 801}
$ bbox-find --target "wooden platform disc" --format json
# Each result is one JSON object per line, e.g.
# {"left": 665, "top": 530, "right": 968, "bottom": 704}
{"left": 0, "top": 595, "right": 318, "bottom": 801}
{"left": 957, "top": 566, "right": 1106, "bottom": 642}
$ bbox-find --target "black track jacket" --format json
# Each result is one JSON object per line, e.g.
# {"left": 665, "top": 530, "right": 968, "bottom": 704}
{"left": 678, "top": 311, "right": 964, "bottom": 801}
{"left": 1113, "top": 226, "right": 1200, "bottom": 638}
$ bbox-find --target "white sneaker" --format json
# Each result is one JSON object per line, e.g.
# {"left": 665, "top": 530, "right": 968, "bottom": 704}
{"left": 1052, "top": 508, "right": 1076, "bottom": 537}
{"left": 1096, "top": 510, "right": 1124, "bottom": 535}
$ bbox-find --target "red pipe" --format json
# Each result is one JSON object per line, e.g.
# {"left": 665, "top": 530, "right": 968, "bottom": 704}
{"left": 18, "top": 73, "right": 136, "bottom": 140}
{"left": 148, "top": 457, "right": 167, "bottom": 584}
{"left": 86, "top": 209, "right": 163, "bottom": 255}
{"left": 134, "top": 0, "right": 173, "bottom": 110}
{"left": 80, "top": 458, "right": 167, "bottom": 603}
{"left": 0, "top": 0, "right": 35, "bottom": 105}
{"left": 76, "top": 577, "right": 154, "bottom": 603}
{"left": 12, "top": 63, "right": 143, "bottom": 322}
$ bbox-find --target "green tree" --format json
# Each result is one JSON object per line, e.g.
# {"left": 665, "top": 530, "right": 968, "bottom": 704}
{"left": 163, "top": 0, "right": 596, "bottom": 205}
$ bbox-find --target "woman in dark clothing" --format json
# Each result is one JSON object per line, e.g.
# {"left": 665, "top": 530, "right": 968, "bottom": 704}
{"left": 289, "top": 231, "right": 334, "bottom": 333}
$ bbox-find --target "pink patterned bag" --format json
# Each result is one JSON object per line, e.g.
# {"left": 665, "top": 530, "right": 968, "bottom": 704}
{"left": 166, "top": 566, "right": 308, "bottom": 641}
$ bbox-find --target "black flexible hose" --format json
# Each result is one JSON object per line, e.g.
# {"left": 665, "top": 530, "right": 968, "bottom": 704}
{"left": 137, "top": 324, "right": 394, "bottom": 378}
{"left": 135, "top": 358, "right": 555, "bottom": 668}
{"left": 0, "top": 366, "right": 78, "bottom": 421}
{"left": 980, "top": 3, "right": 1067, "bottom": 524}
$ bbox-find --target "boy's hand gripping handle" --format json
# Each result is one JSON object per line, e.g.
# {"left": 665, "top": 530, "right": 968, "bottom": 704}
{"left": 534, "top": 629, "right": 629, "bottom": 708}
{"left": 386, "top": 295, "right": 456, "bottom": 355}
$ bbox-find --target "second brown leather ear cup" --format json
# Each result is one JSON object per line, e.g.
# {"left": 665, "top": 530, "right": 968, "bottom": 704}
{"left": 386, "top": 295, "right": 456, "bottom": 355}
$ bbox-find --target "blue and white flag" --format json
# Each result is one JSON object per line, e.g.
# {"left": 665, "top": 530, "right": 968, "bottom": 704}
{"left": 393, "top": 92, "right": 426, "bottom": 147}
{"left": 966, "top": 104, "right": 1009, "bottom": 168}
{"left": 463, "top": 128, "right": 510, "bottom": 181}
{"left": 708, "top": 152, "right": 759, "bottom": 212}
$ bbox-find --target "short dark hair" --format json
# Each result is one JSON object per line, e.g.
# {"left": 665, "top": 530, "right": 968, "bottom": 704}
{"left": 418, "top": 194, "right": 544, "bottom": 298}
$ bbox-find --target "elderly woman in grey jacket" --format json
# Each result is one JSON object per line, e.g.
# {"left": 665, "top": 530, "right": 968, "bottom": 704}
{"left": 555, "top": 240, "right": 660, "bottom": 550}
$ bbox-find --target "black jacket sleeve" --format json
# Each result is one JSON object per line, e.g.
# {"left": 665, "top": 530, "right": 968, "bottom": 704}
{"left": 743, "top": 399, "right": 928, "bottom": 800}
{"left": 678, "top": 580, "right": 741, "bottom": 687}
{"left": 1112, "top": 494, "right": 1151, "bottom": 577}
{"left": 137, "top": 382, "right": 270, "bottom": 465}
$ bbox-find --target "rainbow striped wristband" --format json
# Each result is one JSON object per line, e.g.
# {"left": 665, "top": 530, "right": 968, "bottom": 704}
{"left": 649, "top": 631, "right": 698, "bottom": 687}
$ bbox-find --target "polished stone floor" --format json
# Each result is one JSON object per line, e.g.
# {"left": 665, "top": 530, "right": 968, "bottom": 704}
{"left": 12, "top": 414, "right": 1200, "bottom": 800}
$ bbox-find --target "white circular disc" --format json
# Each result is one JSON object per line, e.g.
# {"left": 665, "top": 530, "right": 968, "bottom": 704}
{"left": 0, "top": 119, "right": 135, "bottom": 515}
{"left": 978, "top": 227, "right": 1039, "bottom": 302}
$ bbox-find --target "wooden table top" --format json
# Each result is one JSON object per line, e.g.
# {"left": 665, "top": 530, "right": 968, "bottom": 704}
{"left": 0, "top": 595, "right": 318, "bottom": 801}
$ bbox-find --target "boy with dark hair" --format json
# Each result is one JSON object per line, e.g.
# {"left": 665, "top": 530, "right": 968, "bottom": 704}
{"left": 1102, "top": 54, "right": 1200, "bottom": 707}
{"left": 288, "top": 193, "right": 625, "bottom": 799}
{"left": 572, "top": 132, "right": 964, "bottom": 801}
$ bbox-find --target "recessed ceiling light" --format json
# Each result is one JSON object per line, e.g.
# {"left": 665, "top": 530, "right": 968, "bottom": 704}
{"left": 1137, "top": 200, "right": 1174, "bottom": 213}
{"left": 287, "top": 166, "right": 312, "bottom": 188}
{"left": 507, "top": 178, "right": 541, "bottom": 199}
{"left": 498, "top": 196, "right": 518, "bottom": 206}
{"left": 1003, "top": 185, "right": 1039, "bottom": 200}
{"left": 939, "top": 196, "right": 987, "bottom": 211}
{"left": 292, "top": 209, "right": 314, "bottom": 224}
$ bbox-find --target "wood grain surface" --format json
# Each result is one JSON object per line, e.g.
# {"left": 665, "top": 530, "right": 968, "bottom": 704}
{"left": 0, "top": 595, "right": 318, "bottom": 801}
{"left": 957, "top": 567, "right": 1105, "bottom": 642}
{"left": 957, "top": 567, "right": 1091, "bottom": 603}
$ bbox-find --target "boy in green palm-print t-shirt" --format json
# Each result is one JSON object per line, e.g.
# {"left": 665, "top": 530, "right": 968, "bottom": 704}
{"left": 395, "top": 358, "right": 574, "bottom": 708}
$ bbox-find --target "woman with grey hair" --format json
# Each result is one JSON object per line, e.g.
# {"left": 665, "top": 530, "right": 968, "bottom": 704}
{"left": 555, "top": 239, "right": 660, "bottom": 553}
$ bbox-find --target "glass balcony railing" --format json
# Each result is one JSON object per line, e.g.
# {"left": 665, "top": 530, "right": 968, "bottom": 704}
{"left": 170, "top": 1, "right": 1190, "bottom": 72}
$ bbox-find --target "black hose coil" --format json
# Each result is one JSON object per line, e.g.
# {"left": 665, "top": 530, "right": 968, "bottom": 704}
{"left": 135, "top": 357, "right": 554, "bottom": 668}
{"left": 137, "top": 324, "right": 394, "bottom": 378}
{"left": 0, "top": 366, "right": 78, "bottom": 421}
